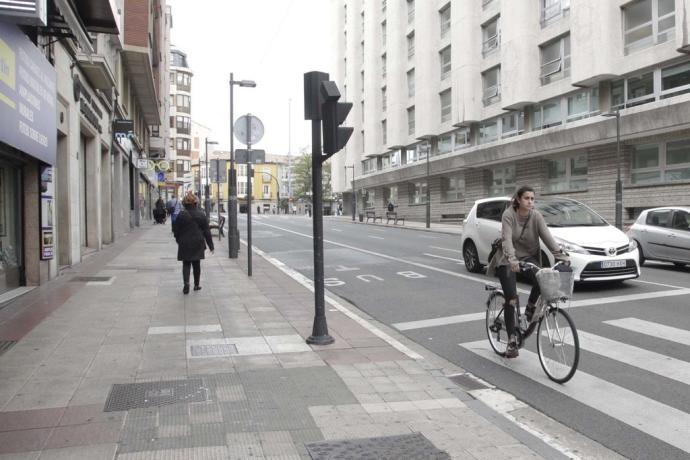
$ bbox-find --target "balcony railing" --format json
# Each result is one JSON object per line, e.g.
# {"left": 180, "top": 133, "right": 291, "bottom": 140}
{"left": 541, "top": 0, "right": 570, "bottom": 27}
{"left": 482, "top": 33, "right": 500, "bottom": 56}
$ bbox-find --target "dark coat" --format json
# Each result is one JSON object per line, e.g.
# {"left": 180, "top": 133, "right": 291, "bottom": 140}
{"left": 173, "top": 206, "right": 214, "bottom": 261}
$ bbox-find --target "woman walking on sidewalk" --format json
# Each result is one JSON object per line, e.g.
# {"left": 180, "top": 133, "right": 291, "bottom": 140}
{"left": 173, "top": 192, "right": 214, "bottom": 294}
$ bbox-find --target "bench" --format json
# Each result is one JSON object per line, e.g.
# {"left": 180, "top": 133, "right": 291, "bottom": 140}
{"left": 386, "top": 211, "right": 405, "bottom": 225}
{"left": 365, "top": 210, "right": 382, "bottom": 223}
{"left": 209, "top": 215, "right": 225, "bottom": 237}
{"left": 440, "top": 213, "right": 465, "bottom": 223}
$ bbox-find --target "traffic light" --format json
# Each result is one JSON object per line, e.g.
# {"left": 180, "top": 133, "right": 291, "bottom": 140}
{"left": 321, "top": 80, "right": 353, "bottom": 158}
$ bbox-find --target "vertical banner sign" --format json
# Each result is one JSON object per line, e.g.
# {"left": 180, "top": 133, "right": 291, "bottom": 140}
{"left": 40, "top": 165, "right": 53, "bottom": 259}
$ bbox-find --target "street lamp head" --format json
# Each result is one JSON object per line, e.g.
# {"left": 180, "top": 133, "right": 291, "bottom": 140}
{"left": 239, "top": 80, "right": 256, "bottom": 88}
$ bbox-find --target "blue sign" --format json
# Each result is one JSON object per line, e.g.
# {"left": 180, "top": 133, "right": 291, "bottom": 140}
{"left": 0, "top": 22, "right": 57, "bottom": 164}
{"left": 158, "top": 171, "right": 165, "bottom": 181}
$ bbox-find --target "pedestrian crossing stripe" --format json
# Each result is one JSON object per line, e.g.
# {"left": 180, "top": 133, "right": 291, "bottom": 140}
{"left": 460, "top": 340, "right": 690, "bottom": 453}
{"left": 604, "top": 318, "right": 690, "bottom": 347}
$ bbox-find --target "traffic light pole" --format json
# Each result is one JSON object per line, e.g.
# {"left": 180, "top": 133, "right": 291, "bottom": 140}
{"left": 228, "top": 74, "right": 239, "bottom": 258}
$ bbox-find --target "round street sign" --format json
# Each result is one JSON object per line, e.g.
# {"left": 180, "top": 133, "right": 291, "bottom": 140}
{"left": 157, "top": 171, "right": 165, "bottom": 181}
{"left": 234, "top": 114, "right": 264, "bottom": 145}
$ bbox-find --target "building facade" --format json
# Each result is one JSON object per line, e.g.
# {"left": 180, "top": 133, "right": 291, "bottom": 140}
{"left": 332, "top": 0, "right": 690, "bottom": 225}
{"left": 169, "top": 46, "right": 193, "bottom": 196}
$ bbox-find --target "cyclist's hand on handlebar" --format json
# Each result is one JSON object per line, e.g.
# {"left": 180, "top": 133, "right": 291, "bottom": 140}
{"left": 510, "top": 261, "right": 520, "bottom": 273}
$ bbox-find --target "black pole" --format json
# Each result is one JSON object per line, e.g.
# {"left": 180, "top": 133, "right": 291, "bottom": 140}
{"left": 204, "top": 139, "right": 211, "bottom": 216}
{"left": 246, "top": 115, "right": 253, "bottom": 277}
{"left": 614, "top": 111, "right": 623, "bottom": 230}
{"left": 228, "top": 74, "right": 239, "bottom": 258}
{"left": 307, "top": 119, "right": 334, "bottom": 345}
{"left": 425, "top": 146, "right": 430, "bottom": 228}
{"left": 217, "top": 160, "right": 221, "bottom": 240}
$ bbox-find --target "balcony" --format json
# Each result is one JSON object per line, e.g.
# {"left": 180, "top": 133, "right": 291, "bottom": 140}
{"left": 75, "top": 52, "right": 116, "bottom": 90}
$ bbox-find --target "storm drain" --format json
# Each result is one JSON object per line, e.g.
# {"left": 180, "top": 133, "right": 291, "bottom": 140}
{"left": 189, "top": 343, "right": 238, "bottom": 357}
{"left": 71, "top": 276, "right": 113, "bottom": 283}
{"left": 103, "top": 378, "right": 207, "bottom": 412}
{"left": 448, "top": 373, "right": 491, "bottom": 391}
{"left": 0, "top": 340, "right": 16, "bottom": 356}
{"left": 305, "top": 433, "right": 450, "bottom": 460}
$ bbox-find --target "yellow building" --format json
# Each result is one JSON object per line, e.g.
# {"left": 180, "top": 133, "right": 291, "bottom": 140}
{"left": 212, "top": 162, "right": 282, "bottom": 214}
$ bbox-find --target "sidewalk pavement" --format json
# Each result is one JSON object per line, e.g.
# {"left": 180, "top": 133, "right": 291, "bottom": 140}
{"left": 0, "top": 223, "right": 575, "bottom": 459}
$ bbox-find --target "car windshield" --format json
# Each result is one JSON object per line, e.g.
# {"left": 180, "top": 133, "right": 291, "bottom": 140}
{"left": 536, "top": 199, "right": 608, "bottom": 227}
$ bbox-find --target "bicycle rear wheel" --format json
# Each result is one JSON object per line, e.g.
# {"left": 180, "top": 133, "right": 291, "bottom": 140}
{"left": 537, "top": 307, "right": 579, "bottom": 383}
{"left": 486, "top": 292, "right": 508, "bottom": 356}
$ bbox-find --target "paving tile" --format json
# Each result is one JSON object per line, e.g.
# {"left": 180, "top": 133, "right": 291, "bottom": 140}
{"left": 59, "top": 404, "right": 124, "bottom": 426}
{"left": 0, "top": 407, "right": 64, "bottom": 432}
{"left": 0, "top": 428, "right": 52, "bottom": 455}
{"left": 0, "top": 451, "right": 40, "bottom": 460}
{"left": 43, "top": 421, "right": 121, "bottom": 449}
{"left": 115, "top": 446, "right": 230, "bottom": 460}
{"left": 36, "top": 443, "right": 118, "bottom": 460}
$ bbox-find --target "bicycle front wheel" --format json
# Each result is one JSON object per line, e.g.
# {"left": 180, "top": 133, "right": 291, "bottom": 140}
{"left": 486, "top": 291, "right": 508, "bottom": 356}
{"left": 537, "top": 307, "right": 579, "bottom": 383}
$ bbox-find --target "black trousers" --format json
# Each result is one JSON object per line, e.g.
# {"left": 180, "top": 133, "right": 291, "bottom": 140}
{"left": 496, "top": 256, "right": 541, "bottom": 338}
{"left": 182, "top": 260, "right": 201, "bottom": 287}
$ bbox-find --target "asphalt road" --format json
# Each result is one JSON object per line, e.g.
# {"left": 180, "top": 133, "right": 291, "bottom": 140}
{"left": 234, "top": 214, "right": 690, "bottom": 460}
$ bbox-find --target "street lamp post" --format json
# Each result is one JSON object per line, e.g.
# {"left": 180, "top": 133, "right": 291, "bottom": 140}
{"left": 204, "top": 138, "right": 217, "bottom": 216}
{"left": 344, "top": 164, "right": 355, "bottom": 221}
{"left": 423, "top": 143, "right": 431, "bottom": 229}
{"left": 603, "top": 110, "right": 623, "bottom": 230}
{"left": 228, "top": 73, "right": 256, "bottom": 259}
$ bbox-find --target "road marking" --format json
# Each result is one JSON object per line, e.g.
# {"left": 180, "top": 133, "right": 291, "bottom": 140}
{"left": 574, "top": 330, "right": 690, "bottom": 385}
{"left": 393, "top": 289, "right": 690, "bottom": 331}
{"left": 460, "top": 340, "right": 690, "bottom": 454}
{"left": 630, "top": 278, "right": 689, "bottom": 290}
{"left": 245, "top": 241, "right": 424, "bottom": 360}
{"left": 252, "top": 220, "right": 529, "bottom": 292}
{"left": 423, "top": 253, "right": 464, "bottom": 264}
{"left": 429, "top": 246, "right": 462, "bottom": 253}
{"left": 368, "top": 236, "right": 385, "bottom": 240}
{"left": 604, "top": 318, "right": 690, "bottom": 347}
{"left": 331, "top": 228, "right": 343, "bottom": 232}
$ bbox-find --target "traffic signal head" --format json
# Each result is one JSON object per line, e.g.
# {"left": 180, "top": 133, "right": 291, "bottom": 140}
{"left": 321, "top": 81, "right": 353, "bottom": 157}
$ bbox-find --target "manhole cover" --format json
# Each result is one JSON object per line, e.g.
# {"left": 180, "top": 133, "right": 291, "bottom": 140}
{"left": 0, "top": 340, "right": 16, "bottom": 356}
{"left": 305, "top": 433, "right": 450, "bottom": 460}
{"left": 190, "top": 344, "right": 238, "bottom": 357}
{"left": 103, "top": 378, "right": 207, "bottom": 412}
{"left": 448, "top": 373, "right": 490, "bottom": 391}
{"left": 71, "top": 276, "right": 113, "bottom": 282}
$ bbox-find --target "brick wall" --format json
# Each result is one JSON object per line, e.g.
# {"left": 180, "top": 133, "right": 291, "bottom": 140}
{"left": 124, "top": 0, "right": 150, "bottom": 48}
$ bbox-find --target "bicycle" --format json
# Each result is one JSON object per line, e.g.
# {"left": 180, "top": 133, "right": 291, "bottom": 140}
{"left": 485, "top": 260, "right": 580, "bottom": 383}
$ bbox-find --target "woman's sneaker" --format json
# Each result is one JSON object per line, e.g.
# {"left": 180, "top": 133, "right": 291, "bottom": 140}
{"left": 505, "top": 340, "right": 519, "bottom": 358}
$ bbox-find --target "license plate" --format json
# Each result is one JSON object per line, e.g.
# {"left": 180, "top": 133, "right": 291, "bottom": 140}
{"left": 601, "top": 260, "right": 626, "bottom": 269}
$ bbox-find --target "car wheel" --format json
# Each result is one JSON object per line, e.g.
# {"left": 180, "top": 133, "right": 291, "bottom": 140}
{"left": 636, "top": 241, "right": 645, "bottom": 266}
{"left": 673, "top": 262, "right": 687, "bottom": 268}
{"left": 463, "top": 241, "right": 483, "bottom": 273}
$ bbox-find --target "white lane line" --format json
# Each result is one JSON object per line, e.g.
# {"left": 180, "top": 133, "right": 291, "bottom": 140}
{"left": 574, "top": 330, "right": 690, "bottom": 385}
{"left": 245, "top": 241, "right": 424, "bottom": 361}
{"left": 423, "top": 253, "right": 464, "bottom": 264}
{"left": 393, "top": 289, "right": 690, "bottom": 331}
{"left": 252, "top": 220, "right": 530, "bottom": 292}
{"left": 460, "top": 340, "right": 690, "bottom": 454}
{"left": 630, "top": 278, "right": 689, "bottom": 290}
{"left": 604, "top": 318, "right": 690, "bottom": 347}
{"left": 331, "top": 229, "right": 343, "bottom": 232}
{"left": 394, "top": 312, "right": 485, "bottom": 331}
{"left": 429, "top": 246, "right": 462, "bottom": 253}
{"left": 368, "top": 236, "right": 385, "bottom": 240}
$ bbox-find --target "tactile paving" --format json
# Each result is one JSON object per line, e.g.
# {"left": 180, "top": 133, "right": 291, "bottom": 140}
{"left": 70, "top": 276, "right": 113, "bottom": 282}
{"left": 103, "top": 379, "right": 207, "bottom": 412}
{"left": 190, "top": 343, "right": 238, "bottom": 357}
{"left": 305, "top": 433, "right": 451, "bottom": 460}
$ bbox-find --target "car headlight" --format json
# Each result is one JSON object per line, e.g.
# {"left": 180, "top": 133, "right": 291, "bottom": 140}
{"left": 554, "top": 237, "right": 589, "bottom": 255}
{"left": 628, "top": 238, "right": 638, "bottom": 251}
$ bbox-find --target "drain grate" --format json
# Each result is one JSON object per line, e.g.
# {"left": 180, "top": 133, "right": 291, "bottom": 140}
{"left": 71, "top": 276, "right": 114, "bottom": 283}
{"left": 103, "top": 378, "right": 207, "bottom": 412}
{"left": 448, "top": 373, "right": 490, "bottom": 391}
{"left": 190, "top": 344, "right": 238, "bottom": 357}
{"left": 0, "top": 340, "right": 16, "bottom": 356}
{"left": 305, "top": 433, "right": 450, "bottom": 460}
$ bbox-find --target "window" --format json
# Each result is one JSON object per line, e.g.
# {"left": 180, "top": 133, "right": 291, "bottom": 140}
{"left": 440, "top": 89, "right": 452, "bottom": 123}
{"left": 407, "top": 106, "right": 415, "bottom": 135}
{"left": 671, "top": 210, "right": 690, "bottom": 231}
{"left": 382, "top": 0, "right": 386, "bottom": 13}
{"left": 385, "top": 185, "right": 398, "bottom": 205}
{"left": 238, "top": 181, "right": 247, "bottom": 195}
{"left": 440, "top": 46, "right": 451, "bottom": 80}
{"left": 151, "top": 125, "right": 159, "bottom": 137}
{"left": 477, "top": 200, "right": 508, "bottom": 221}
{"left": 627, "top": 71, "right": 655, "bottom": 106}
{"left": 382, "top": 119, "right": 387, "bottom": 145}
{"left": 175, "top": 115, "right": 190, "bottom": 131}
{"left": 365, "top": 189, "right": 375, "bottom": 208}
{"left": 533, "top": 97, "right": 563, "bottom": 129}
{"left": 361, "top": 40, "right": 364, "bottom": 61}
{"left": 381, "top": 87, "right": 387, "bottom": 111}
{"left": 176, "top": 72, "right": 190, "bottom": 87}
{"left": 482, "top": 0, "right": 494, "bottom": 9}
{"left": 409, "top": 181, "right": 427, "bottom": 204}
{"left": 361, "top": 70, "right": 365, "bottom": 93}
{"left": 541, "top": 0, "right": 570, "bottom": 27}
{"left": 454, "top": 129, "right": 470, "bottom": 149}
{"left": 381, "top": 53, "right": 386, "bottom": 80}
{"left": 407, "top": 69, "right": 415, "bottom": 97}
{"left": 482, "top": 66, "right": 500, "bottom": 106}
{"left": 407, "top": 32, "right": 415, "bottom": 59}
{"left": 362, "top": 158, "right": 377, "bottom": 174}
{"left": 407, "top": 0, "right": 415, "bottom": 24}
{"left": 540, "top": 34, "right": 570, "bottom": 85}
{"left": 361, "top": 101, "right": 364, "bottom": 123}
{"left": 489, "top": 165, "right": 516, "bottom": 197}
{"left": 440, "top": 5, "right": 451, "bottom": 39}
{"left": 438, "top": 133, "right": 452, "bottom": 154}
{"left": 381, "top": 21, "right": 386, "bottom": 46}
{"left": 623, "top": 0, "right": 675, "bottom": 54}
{"left": 361, "top": 11, "right": 364, "bottom": 32}
{"left": 545, "top": 154, "right": 588, "bottom": 192}
{"left": 646, "top": 209, "right": 671, "bottom": 226}
{"left": 612, "top": 62, "right": 690, "bottom": 109}
{"left": 501, "top": 111, "right": 524, "bottom": 138}
{"left": 176, "top": 138, "right": 190, "bottom": 151}
{"left": 263, "top": 184, "right": 270, "bottom": 198}
{"left": 479, "top": 119, "right": 498, "bottom": 144}
{"left": 632, "top": 140, "right": 690, "bottom": 184}
{"left": 661, "top": 61, "right": 690, "bottom": 98}
{"left": 441, "top": 175, "right": 465, "bottom": 202}
{"left": 567, "top": 88, "right": 599, "bottom": 121}
{"left": 176, "top": 94, "right": 190, "bottom": 108}
{"left": 482, "top": 16, "right": 500, "bottom": 55}
{"left": 391, "top": 150, "right": 401, "bottom": 167}
{"left": 382, "top": 153, "right": 391, "bottom": 170}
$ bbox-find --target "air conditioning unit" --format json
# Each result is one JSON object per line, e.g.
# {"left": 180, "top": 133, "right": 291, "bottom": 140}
{"left": 0, "top": 0, "right": 47, "bottom": 26}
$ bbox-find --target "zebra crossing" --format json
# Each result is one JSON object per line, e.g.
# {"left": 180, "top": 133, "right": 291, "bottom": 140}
{"left": 460, "top": 316, "right": 690, "bottom": 455}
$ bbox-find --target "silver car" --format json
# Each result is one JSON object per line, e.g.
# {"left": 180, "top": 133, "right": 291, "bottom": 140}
{"left": 627, "top": 207, "right": 690, "bottom": 267}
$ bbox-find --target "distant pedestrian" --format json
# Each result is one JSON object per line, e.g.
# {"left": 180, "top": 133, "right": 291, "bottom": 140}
{"left": 173, "top": 192, "right": 214, "bottom": 294}
{"left": 257, "top": 205, "right": 261, "bottom": 214}
{"left": 153, "top": 197, "right": 166, "bottom": 224}
{"left": 387, "top": 201, "right": 395, "bottom": 213}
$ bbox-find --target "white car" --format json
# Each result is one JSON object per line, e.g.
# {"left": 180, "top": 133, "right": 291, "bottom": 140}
{"left": 460, "top": 197, "right": 641, "bottom": 282}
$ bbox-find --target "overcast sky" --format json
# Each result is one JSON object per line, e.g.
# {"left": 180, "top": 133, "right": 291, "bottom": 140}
{"left": 167, "top": 0, "right": 334, "bottom": 155}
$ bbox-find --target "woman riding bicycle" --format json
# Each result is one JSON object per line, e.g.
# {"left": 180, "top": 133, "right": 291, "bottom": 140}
{"left": 494, "top": 185, "right": 568, "bottom": 358}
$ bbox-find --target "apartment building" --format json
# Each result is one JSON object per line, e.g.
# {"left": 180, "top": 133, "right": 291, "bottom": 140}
{"left": 169, "top": 46, "right": 194, "bottom": 196}
{"left": 332, "top": 0, "right": 690, "bottom": 225}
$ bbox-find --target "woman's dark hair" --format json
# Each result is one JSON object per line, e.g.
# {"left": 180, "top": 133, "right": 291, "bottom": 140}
{"left": 511, "top": 185, "right": 535, "bottom": 210}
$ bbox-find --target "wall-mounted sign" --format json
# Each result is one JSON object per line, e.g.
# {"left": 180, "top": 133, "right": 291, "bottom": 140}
{"left": 40, "top": 165, "right": 54, "bottom": 260}
{"left": 136, "top": 158, "right": 149, "bottom": 169}
{"left": 113, "top": 119, "right": 134, "bottom": 135}
{"left": 0, "top": 22, "right": 57, "bottom": 165}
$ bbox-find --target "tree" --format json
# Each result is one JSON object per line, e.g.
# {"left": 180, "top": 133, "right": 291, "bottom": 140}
{"left": 293, "top": 153, "right": 332, "bottom": 201}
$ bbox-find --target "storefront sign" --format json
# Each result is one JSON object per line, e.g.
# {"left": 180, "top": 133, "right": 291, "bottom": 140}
{"left": 40, "top": 165, "right": 54, "bottom": 259}
{"left": 136, "top": 158, "right": 149, "bottom": 169}
{"left": 0, "top": 22, "right": 57, "bottom": 165}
